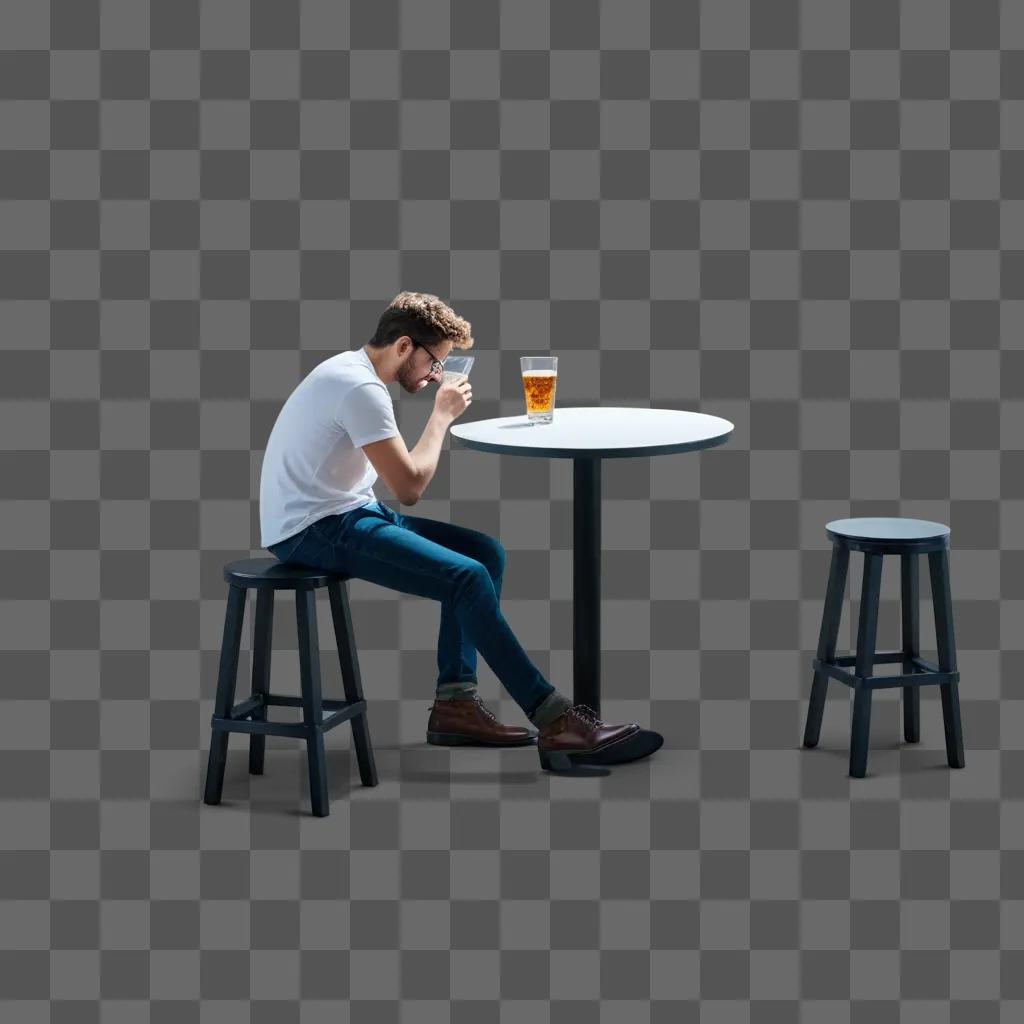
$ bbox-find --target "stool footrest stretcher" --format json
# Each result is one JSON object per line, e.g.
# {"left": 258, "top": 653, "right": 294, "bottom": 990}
{"left": 211, "top": 695, "right": 368, "bottom": 738}
{"left": 813, "top": 654, "right": 959, "bottom": 691}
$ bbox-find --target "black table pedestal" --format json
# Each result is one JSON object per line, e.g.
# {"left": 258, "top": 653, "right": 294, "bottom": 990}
{"left": 573, "top": 457, "right": 602, "bottom": 714}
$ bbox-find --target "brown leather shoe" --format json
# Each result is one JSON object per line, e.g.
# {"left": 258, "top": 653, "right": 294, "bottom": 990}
{"left": 427, "top": 695, "right": 536, "bottom": 747}
{"left": 537, "top": 704, "right": 660, "bottom": 771}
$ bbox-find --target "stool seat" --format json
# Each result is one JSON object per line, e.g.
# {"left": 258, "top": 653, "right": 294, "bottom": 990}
{"left": 825, "top": 517, "right": 950, "bottom": 554}
{"left": 223, "top": 557, "right": 350, "bottom": 590}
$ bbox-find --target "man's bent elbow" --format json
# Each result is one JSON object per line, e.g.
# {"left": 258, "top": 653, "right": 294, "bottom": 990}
{"left": 401, "top": 470, "right": 425, "bottom": 506}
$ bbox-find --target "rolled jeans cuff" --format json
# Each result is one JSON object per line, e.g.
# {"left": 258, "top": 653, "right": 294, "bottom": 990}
{"left": 435, "top": 681, "right": 478, "bottom": 700}
{"left": 529, "top": 691, "right": 573, "bottom": 729}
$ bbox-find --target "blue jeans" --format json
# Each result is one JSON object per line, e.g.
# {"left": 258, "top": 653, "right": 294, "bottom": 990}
{"left": 267, "top": 501, "right": 564, "bottom": 722}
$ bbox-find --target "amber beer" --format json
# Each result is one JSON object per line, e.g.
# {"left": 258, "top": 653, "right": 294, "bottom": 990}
{"left": 520, "top": 356, "right": 558, "bottom": 423}
{"left": 522, "top": 372, "right": 556, "bottom": 414}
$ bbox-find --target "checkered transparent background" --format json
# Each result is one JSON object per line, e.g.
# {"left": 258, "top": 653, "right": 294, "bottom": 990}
{"left": 2, "top": 0, "right": 1024, "bottom": 1020}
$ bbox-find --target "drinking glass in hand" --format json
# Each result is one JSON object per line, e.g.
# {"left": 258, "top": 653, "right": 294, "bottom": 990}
{"left": 520, "top": 356, "right": 557, "bottom": 424}
{"left": 441, "top": 354, "right": 474, "bottom": 384}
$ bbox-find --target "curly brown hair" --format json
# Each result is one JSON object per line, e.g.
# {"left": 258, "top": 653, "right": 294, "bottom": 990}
{"left": 368, "top": 291, "right": 474, "bottom": 351}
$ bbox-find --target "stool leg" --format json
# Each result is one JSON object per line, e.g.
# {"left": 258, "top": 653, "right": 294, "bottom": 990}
{"left": 204, "top": 584, "right": 247, "bottom": 805}
{"left": 328, "top": 580, "right": 378, "bottom": 787}
{"left": 929, "top": 547, "right": 965, "bottom": 769}
{"left": 850, "top": 689, "right": 873, "bottom": 780}
{"left": 296, "top": 588, "right": 329, "bottom": 816}
{"left": 850, "top": 552, "right": 883, "bottom": 778}
{"left": 803, "top": 543, "right": 849, "bottom": 749}
{"left": 900, "top": 552, "right": 921, "bottom": 744}
{"left": 248, "top": 588, "right": 274, "bottom": 775}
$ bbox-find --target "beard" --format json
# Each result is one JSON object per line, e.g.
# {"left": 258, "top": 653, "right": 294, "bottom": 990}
{"left": 398, "top": 362, "right": 432, "bottom": 393}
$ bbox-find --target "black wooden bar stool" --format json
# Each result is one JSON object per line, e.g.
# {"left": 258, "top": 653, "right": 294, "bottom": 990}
{"left": 802, "top": 518, "right": 966, "bottom": 778}
{"left": 203, "top": 559, "right": 378, "bottom": 817}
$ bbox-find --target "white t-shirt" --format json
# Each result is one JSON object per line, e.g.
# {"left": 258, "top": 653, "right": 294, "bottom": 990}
{"left": 259, "top": 347, "right": 399, "bottom": 548}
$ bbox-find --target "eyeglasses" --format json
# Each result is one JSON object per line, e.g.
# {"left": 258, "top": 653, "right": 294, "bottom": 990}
{"left": 411, "top": 339, "right": 446, "bottom": 377}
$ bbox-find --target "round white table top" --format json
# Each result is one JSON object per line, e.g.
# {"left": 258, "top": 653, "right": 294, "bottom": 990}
{"left": 450, "top": 406, "right": 734, "bottom": 460}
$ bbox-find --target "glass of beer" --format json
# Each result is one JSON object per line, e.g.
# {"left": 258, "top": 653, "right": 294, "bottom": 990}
{"left": 441, "top": 354, "right": 473, "bottom": 384}
{"left": 520, "top": 356, "right": 557, "bottom": 424}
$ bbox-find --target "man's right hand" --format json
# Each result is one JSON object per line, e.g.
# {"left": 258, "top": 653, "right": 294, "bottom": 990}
{"left": 434, "top": 378, "right": 472, "bottom": 422}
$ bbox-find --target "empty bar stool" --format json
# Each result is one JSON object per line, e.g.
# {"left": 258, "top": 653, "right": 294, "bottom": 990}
{"left": 203, "top": 558, "right": 378, "bottom": 816}
{"left": 802, "top": 518, "right": 966, "bottom": 778}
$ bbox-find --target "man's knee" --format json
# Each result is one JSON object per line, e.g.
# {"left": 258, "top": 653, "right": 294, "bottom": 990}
{"left": 453, "top": 558, "right": 497, "bottom": 597}
{"left": 485, "top": 538, "right": 506, "bottom": 579}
